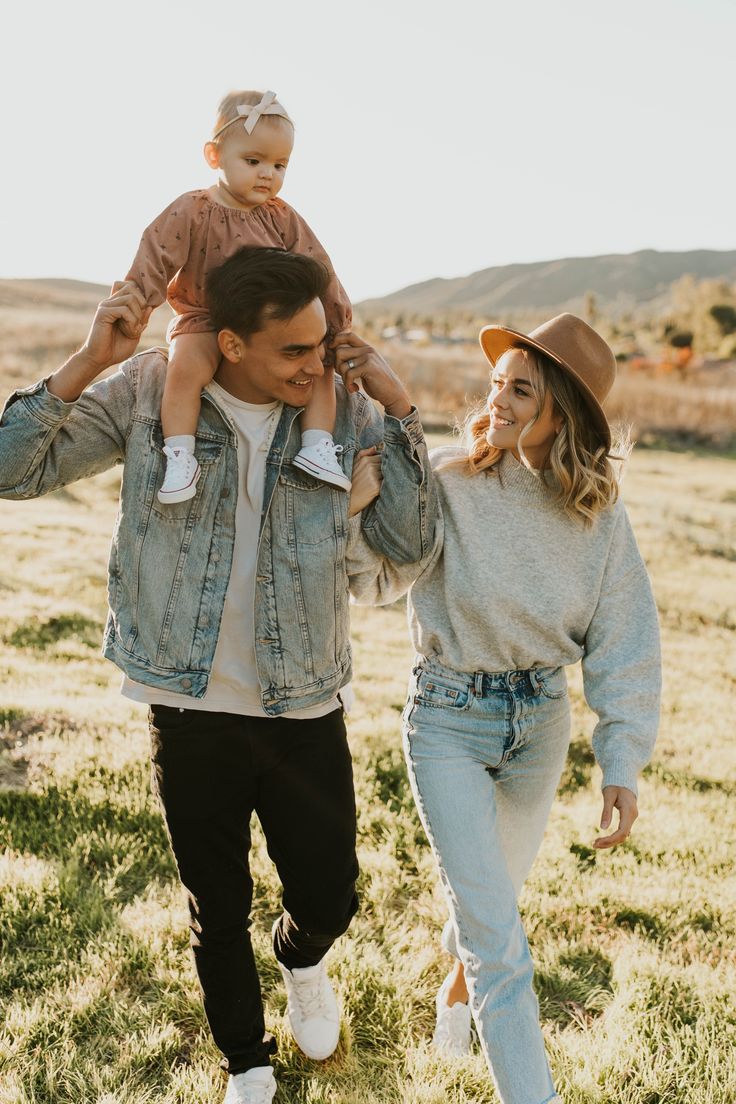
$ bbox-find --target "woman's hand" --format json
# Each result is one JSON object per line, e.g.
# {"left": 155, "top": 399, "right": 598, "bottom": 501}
{"left": 594, "top": 785, "right": 638, "bottom": 848}
{"left": 348, "top": 446, "right": 383, "bottom": 518}
{"left": 333, "top": 331, "right": 412, "bottom": 419}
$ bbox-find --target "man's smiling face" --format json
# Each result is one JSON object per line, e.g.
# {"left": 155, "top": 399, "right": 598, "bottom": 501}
{"left": 214, "top": 297, "right": 328, "bottom": 406}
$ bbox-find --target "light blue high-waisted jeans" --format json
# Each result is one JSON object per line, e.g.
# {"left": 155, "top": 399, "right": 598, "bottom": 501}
{"left": 402, "top": 656, "right": 571, "bottom": 1104}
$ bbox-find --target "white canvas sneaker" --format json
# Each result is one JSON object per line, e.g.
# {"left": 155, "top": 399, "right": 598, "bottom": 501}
{"left": 157, "top": 445, "right": 201, "bottom": 504}
{"left": 292, "top": 439, "right": 351, "bottom": 491}
{"left": 431, "top": 974, "right": 472, "bottom": 1057}
{"left": 223, "top": 1066, "right": 276, "bottom": 1104}
{"left": 279, "top": 960, "right": 340, "bottom": 1060}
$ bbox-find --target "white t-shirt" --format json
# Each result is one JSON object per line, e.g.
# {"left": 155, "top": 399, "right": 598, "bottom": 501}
{"left": 122, "top": 380, "right": 352, "bottom": 717}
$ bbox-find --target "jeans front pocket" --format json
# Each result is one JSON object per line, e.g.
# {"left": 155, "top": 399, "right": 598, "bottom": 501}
{"left": 534, "top": 666, "right": 568, "bottom": 700}
{"left": 415, "top": 668, "right": 472, "bottom": 711}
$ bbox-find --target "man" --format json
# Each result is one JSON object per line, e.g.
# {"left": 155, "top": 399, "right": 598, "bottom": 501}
{"left": 0, "top": 247, "right": 434, "bottom": 1104}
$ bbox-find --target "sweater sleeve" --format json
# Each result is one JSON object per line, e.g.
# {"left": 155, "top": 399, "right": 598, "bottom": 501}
{"left": 346, "top": 508, "right": 443, "bottom": 605}
{"left": 277, "top": 203, "right": 352, "bottom": 344}
{"left": 125, "top": 194, "right": 196, "bottom": 310}
{"left": 582, "top": 505, "right": 662, "bottom": 795}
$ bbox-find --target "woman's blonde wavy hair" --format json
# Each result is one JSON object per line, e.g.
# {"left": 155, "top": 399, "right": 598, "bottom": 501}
{"left": 442, "top": 346, "right": 630, "bottom": 526}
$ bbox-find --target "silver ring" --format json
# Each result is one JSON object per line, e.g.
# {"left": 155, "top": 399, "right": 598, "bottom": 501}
{"left": 347, "top": 359, "right": 356, "bottom": 370}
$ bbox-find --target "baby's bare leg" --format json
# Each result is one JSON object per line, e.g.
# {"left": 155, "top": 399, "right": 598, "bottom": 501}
{"left": 293, "top": 366, "right": 350, "bottom": 489}
{"left": 162, "top": 332, "right": 220, "bottom": 439}
{"left": 300, "top": 365, "right": 337, "bottom": 435}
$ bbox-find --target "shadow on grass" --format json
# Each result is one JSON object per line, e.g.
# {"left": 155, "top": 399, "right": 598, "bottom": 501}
{"left": 0, "top": 782, "right": 175, "bottom": 898}
{"left": 4, "top": 612, "right": 102, "bottom": 650}
{"left": 536, "top": 945, "right": 614, "bottom": 1027}
{"left": 643, "top": 761, "right": 736, "bottom": 797}
{"left": 369, "top": 748, "right": 412, "bottom": 814}
{"left": 0, "top": 772, "right": 179, "bottom": 1006}
{"left": 559, "top": 735, "right": 596, "bottom": 795}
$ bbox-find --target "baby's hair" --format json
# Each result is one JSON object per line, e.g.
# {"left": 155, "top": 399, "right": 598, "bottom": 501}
{"left": 211, "top": 90, "right": 294, "bottom": 144}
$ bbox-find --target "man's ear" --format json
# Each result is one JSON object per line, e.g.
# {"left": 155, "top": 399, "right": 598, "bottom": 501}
{"left": 203, "top": 141, "right": 220, "bottom": 170}
{"left": 217, "top": 328, "right": 244, "bottom": 364}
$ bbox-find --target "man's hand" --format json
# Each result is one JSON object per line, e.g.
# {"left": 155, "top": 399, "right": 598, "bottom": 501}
{"left": 333, "top": 332, "right": 412, "bottom": 419}
{"left": 48, "top": 282, "right": 151, "bottom": 402}
{"left": 348, "top": 446, "right": 383, "bottom": 517}
{"left": 594, "top": 785, "right": 638, "bottom": 849}
{"left": 79, "top": 282, "right": 152, "bottom": 374}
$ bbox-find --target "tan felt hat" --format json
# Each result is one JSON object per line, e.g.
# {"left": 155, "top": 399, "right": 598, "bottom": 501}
{"left": 479, "top": 313, "right": 616, "bottom": 449}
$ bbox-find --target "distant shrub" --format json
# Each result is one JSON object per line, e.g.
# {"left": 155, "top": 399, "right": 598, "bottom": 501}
{"left": 710, "top": 304, "right": 736, "bottom": 336}
{"left": 669, "top": 331, "right": 694, "bottom": 349}
{"left": 6, "top": 613, "right": 100, "bottom": 650}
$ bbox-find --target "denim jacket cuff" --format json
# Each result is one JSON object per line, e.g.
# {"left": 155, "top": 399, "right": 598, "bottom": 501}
{"left": 383, "top": 406, "right": 425, "bottom": 451}
{"left": 2, "top": 378, "right": 77, "bottom": 428}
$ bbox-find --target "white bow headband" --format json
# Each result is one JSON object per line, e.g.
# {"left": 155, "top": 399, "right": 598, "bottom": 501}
{"left": 212, "top": 91, "right": 290, "bottom": 140}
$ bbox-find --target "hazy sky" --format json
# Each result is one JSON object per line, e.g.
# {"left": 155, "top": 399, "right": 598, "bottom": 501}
{"left": 2, "top": 0, "right": 733, "bottom": 303}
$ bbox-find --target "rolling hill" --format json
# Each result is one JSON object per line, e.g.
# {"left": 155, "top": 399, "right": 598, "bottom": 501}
{"left": 356, "top": 249, "right": 736, "bottom": 318}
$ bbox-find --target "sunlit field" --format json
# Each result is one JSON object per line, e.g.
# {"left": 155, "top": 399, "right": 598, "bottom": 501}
{"left": 1, "top": 423, "right": 734, "bottom": 1102}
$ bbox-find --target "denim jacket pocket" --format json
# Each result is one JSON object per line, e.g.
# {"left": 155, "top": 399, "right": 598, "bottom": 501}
{"left": 279, "top": 465, "right": 348, "bottom": 549}
{"left": 150, "top": 427, "right": 226, "bottom": 521}
{"left": 416, "top": 670, "right": 472, "bottom": 711}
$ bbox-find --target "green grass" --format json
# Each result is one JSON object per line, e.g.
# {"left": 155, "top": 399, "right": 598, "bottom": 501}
{"left": 0, "top": 448, "right": 735, "bottom": 1103}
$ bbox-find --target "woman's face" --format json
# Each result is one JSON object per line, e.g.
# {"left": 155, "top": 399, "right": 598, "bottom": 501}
{"left": 485, "top": 348, "right": 563, "bottom": 468}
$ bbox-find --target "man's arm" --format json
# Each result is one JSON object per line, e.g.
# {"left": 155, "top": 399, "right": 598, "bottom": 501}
{"left": 0, "top": 284, "right": 150, "bottom": 498}
{"left": 334, "top": 332, "right": 438, "bottom": 564}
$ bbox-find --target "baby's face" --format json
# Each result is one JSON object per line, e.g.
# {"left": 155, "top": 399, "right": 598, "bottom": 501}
{"left": 207, "top": 117, "right": 294, "bottom": 209}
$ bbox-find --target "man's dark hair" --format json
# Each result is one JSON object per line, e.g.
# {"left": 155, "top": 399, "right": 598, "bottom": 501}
{"left": 205, "top": 246, "right": 331, "bottom": 338}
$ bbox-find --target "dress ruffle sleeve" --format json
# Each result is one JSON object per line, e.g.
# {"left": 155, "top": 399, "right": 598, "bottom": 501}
{"left": 125, "top": 194, "right": 197, "bottom": 310}
{"left": 126, "top": 193, "right": 214, "bottom": 338}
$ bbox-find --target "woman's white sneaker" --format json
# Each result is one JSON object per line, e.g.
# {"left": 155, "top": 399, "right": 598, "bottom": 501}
{"left": 432, "top": 974, "right": 472, "bottom": 1057}
{"left": 278, "top": 960, "right": 340, "bottom": 1059}
{"left": 223, "top": 1066, "right": 276, "bottom": 1104}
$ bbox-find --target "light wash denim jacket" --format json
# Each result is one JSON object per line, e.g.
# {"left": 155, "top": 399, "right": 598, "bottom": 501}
{"left": 0, "top": 350, "right": 435, "bottom": 714}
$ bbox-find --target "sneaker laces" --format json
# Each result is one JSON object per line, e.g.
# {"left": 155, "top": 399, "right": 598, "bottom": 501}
{"left": 310, "top": 437, "right": 342, "bottom": 459}
{"left": 162, "top": 444, "right": 194, "bottom": 467}
{"left": 291, "top": 970, "right": 329, "bottom": 1018}
{"left": 229, "top": 1072, "right": 274, "bottom": 1104}
{"left": 245, "top": 1087, "right": 272, "bottom": 1104}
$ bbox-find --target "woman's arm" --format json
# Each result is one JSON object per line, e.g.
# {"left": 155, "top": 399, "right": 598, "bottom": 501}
{"left": 581, "top": 506, "right": 662, "bottom": 842}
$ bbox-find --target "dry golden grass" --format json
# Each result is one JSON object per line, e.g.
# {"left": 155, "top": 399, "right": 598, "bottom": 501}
{"left": 382, "top": 342, "right": 736, "bottom": 452}
{"left": 0, "top": 434, "right": 734, "bottom": 1103}
{"left": 0, "top": 290, "right": 735, "bottom": 1102}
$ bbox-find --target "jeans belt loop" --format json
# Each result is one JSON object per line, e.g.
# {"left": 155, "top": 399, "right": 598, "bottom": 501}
{"left": 474, "top": 671, "right": 484, "bottom": 698}
{"left": 528, "top": 667, "right": 541, "bottom": 694}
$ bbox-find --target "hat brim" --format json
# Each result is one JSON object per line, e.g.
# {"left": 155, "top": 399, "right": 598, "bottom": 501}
{"left": 479, "top": 325, "right": 612, "bottom": 451}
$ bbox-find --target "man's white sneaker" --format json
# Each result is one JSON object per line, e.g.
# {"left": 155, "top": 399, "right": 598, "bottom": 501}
{"left": 432, "top": 974, "right": 472, "bottom": 1057}
{"left": 157, "top": 445, "right": 201, "bottom": 504}
{"left": 278, "top": 960, "right": 340, "bottom": 1060}
{"left": 292, "top": 439, "right": 351, "bottom": 491}
{"left": 223, "top": 1066, "right": 276, "bottom": 1104}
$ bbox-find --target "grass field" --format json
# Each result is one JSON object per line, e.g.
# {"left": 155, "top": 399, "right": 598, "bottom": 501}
{"left": 0, "top": 424, "right": 735, "bottom": 1103}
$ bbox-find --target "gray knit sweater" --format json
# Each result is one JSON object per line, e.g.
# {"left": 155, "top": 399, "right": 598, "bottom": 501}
{"left": 347, "top": 446, "right": 661, "bottom": 794}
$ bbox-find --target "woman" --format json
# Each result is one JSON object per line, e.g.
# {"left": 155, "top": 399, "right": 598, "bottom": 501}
{"left": 343, "top": 313, "right": 661, "bottom": 1104}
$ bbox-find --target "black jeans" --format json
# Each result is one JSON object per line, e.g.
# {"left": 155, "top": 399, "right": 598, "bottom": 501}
{"left": 149, "top": 704, "right": 359, "bottom": 1074}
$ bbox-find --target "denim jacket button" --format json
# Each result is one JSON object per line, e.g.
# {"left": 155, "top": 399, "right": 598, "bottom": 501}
{"left": 181, "top": 677, "right": 192, "bottom": 689}
{"left": 211, "top": 552, "right": 220, "bottom": 563}
{"left": 220, "top": 487, "right": 230, "bottom": 498}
